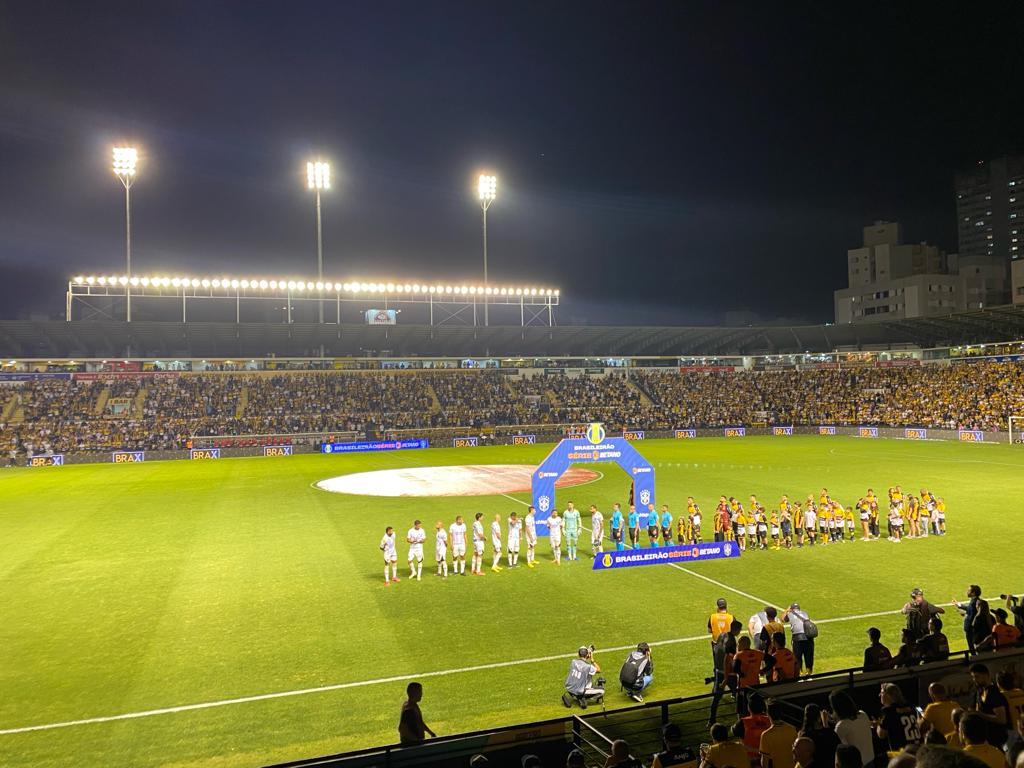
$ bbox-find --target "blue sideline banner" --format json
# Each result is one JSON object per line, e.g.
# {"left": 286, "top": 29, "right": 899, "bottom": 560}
{"left": 263, "top": 445, "right": 293, "bottom": 456}
{"left": 592, "top": 541, "right": 740, "bottom": 571}
{"left": 321, "top": 439, "right": 428, "bottom": 454}
{"left": 112, "top": 451, "right": 145, "bottom": 463}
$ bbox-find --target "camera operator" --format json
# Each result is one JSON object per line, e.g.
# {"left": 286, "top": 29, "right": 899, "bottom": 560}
{"left": 619, "top": 642, "right": 654, "bottom": 703}
{"left": 902, "top": 588, "right": 945, "bottom": 641}
{"left": 1003, "top": 593, "right": 1024, "bottom": 633}
{"left": 563, "top": 645, "right": 605, "bottom": 708}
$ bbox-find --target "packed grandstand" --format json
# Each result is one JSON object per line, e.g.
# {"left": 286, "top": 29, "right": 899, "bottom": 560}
{"left": 3, "top": 360, "right": 1024, "bottom": 456}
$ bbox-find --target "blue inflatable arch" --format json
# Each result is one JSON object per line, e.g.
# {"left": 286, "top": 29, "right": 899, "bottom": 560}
{"left": 530, "top": 424, "right": 655, "bottom": 535}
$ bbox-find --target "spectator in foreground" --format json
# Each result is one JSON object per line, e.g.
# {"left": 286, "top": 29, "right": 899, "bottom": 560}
{"left": 959, "top": 713, "right": 1004, "bottom": 768}
{"left": 919, "top": 683, "right": 957, "bottom": 739}
{"left": 834, "top": 744, "right": 862, "bottom": 768}
{"left": 914, "top": 745, "right": 991, "bottom": 768}
{"left": 967, "top": 663, "right": 1010, "bottom": 747}
{"left": 783, "top": 603, "right": 816, "bottom": 676}
{"left": 829, "top": 690, "right": 874, "bottom": 768}
{"left": 604, "top": 739, "right": 631, "bottom": 768}
{"left": 891, "top": 629, "right": 921, "bottom": 668}
{"left": 863, "top": 627, "right": 894, "bottom": 671}
{"left": 652, "top": 723, "right": 697, "bottom": 768}
{"left": 976, "top": 608, "right": 1022, "bottom": 652}
{"left": 792, "top": 737, "right": 818, "bottom": 768}
{"left": 701, "top": 723, "right": 749, "bottom": 768}
{"left": 877, "top": 683, "right": 922, "bottom": 753}
{"left": 952, "top": 586, "right": 990, "bottom": 653}
{"left": 759, "top": 699, "right": 798, "bottom": 768}
{"left": 398, "top": 681, "right": 436, "bottom": 745}
{"left": 945, "top": 709, "right": 965, "bottom": 750}
{"left": 566, "top": 749, "right": 586, "bottom": 768}
{"left": 733, "top": 694, "right": 772, "bottom": 763}
{"left": 800, "top": 703, "right": 840, "bottom": 768}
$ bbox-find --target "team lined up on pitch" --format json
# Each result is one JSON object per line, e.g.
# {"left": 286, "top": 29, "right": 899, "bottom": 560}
{"left": 378, "top": 485, "right": 948, "bottom": 583}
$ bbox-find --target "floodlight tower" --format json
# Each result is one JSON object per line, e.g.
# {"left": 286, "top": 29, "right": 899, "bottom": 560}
{"left": 306, "top": 160, "right": 331, "bottom": 323}
{"left": 478, "top": 174, "right": 497, "bottom": 326}
{"left": 112, "top": 147, "right": 138, "bottom": 321}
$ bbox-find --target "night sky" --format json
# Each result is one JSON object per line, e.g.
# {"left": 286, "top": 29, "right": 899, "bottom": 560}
{"left": 1, "top": 2, "right": 1022, "bottom": 325}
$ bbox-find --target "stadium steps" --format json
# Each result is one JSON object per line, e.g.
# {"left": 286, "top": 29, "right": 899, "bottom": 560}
{"left": 132, "top": 388, "right": 147, "bottom": 418}
{"left": 0, "top": 392, "right": 15, "bottom": 422}
{"left": 546, "top": 388, "right": 560, "bottom": 408}
{"left": 626, "top": 378, "right": 654, "bottom": 406}
{"left": 8, "top": 405, "right": 25, "bottom": 425}
{"left": 94, "top": 388, "right": 110, "bottom": 415}
{"left": 236, "top": 386, "right": 249, "bottom": 418}
{"left": 425, "top": 382, "right": 442, "bottom": 414}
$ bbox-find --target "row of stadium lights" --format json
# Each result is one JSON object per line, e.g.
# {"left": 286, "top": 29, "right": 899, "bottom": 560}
{"left": 73, "top": 275, "right": 559, "bottom": 297}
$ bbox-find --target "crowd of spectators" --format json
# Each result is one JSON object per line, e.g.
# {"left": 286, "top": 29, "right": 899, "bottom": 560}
{"left": 2, "top": 362, "right": 1023, "bottom": 455}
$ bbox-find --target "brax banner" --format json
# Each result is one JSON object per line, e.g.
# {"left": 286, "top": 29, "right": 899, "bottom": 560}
{"left": 772, "top": 426, "right": 793, "bottom": 436}
{"left": 532, "top": 423, "right": 655, "bottom": 536}
{"left": 904, "top": 428, "right": 928, "bottom": 440}
{"left": 818, "top": 426, "right": 837, "bottom": 435}
{"left": 592, "top": 541, "right": 740, "bottom": 570}
{"left": 263, "top": 445, "right": 293, "bottom": 456}
{"left": 29, "top": 454, "right": 64, "bottom": 466}
{"left": 858, "top": 427, "right": 879, "bottom": 438}
{"left": 724, "top": 427, "right": 746, "bottom": 437}
{"left": 112, "top": 451, "right": 145, "bottom": 463}
{"left": 512, "top": 434, "right": 536, "bottom": 445}
{"left": 958, "top": 430, "right": 984, "bottom": 442}
{"left": 622, "top": 430, "right": 645, "bottom": 440}
{"left": 674, "top": 429, "right": 696, "bottom": 439}
{"left": 190, "top": 448, "right": 221, "bottom": 460}
{"left": 453, "top": 436, "right": 479, "bottom": 448}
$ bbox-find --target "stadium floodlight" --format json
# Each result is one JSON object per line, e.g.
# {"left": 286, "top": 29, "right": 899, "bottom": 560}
{"left": 306, "top": 159, "right": 331, "bottom": 323}
{"left": 477, "top": 173, "right": 498, "bottom": 326}
{"left": 112, "top": 146, "right": 139, "bottom": 321}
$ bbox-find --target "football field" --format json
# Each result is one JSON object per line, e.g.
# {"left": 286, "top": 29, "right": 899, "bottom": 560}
{"left": 1, "top": 436, "right": 1020, "bottom": 768}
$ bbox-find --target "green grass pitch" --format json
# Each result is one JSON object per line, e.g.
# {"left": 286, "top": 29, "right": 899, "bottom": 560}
{"left": 1, "top": 436, "right": 1020, "bottom": 768}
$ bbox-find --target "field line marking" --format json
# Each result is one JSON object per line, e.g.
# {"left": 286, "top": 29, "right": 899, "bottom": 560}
{"left": 0, "top": 607, "right": 904, "bottom": 736}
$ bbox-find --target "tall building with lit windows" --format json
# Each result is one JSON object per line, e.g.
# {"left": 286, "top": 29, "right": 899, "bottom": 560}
{"left": 955, "top": 155, "right": 1024, "bottom": 307}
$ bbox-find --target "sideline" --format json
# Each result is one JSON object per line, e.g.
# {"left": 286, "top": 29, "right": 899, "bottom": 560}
{"left": 0, "top": 605, "right": 906, "bottom": 736}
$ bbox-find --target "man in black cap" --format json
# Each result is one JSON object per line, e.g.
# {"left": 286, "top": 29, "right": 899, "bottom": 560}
{"left": 563, "top": 646, "right": 604, "bottom": 708}
{"left": 782, "top": 602, "right": 815, "bottom": 676}
{"left": 652, "top": 723, "right": 697, "bottom": 768}
{"left": 619, "top": 642, "right": 654, "bottom": 703}
{"left": 902, "top": 588, "right": 945, "bottom": 641}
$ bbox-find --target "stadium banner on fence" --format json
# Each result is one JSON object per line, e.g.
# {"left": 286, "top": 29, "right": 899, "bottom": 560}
{"left": 112, "top": 451, "right": 145, "bottom": 463}
{"left": 958, "top": 429, "right": 985, "bottom": 442}
{"left": 724, "top": 427, "right": 746, "bottom": 437}
{"left": 190, "top": 448, "right": 221, "bottom": 460}
{"left": 364, "top": 309, "right": 397, "bottom": 325}
{"left": 29, "top": 454, "right": 64, "bottom": 466}
{"left": 904, "top": 428, "right": 928, "bottom": 440}
{"left": 772, "top": 426, "right": 794, "bottom": 436}
{"left": 512, "top": 434, "right": 536, "bottom": 445}
{"left": 592, "top": 541, "right": 740, "bottom": 571}
{"left": 622, "top": 430, "right": 645, "bottom": 441}
{"left": 321, "top": 439, "right": 428, "bottom": 454}
{"left": 453, "top": 436, "right": 479, "bottom": 448}
{"left": 0, "top": 372, "right": 72, "bottom": 381}
{"left": 858, "top": 427, "right": 879, "bottom": 438}
{"left": 674, "top": 429, "right": 697, "bottom": 439}
{"left": 818, "top": 426, "right": 837, "bottom": 435}
{"left": 262, "top": 445, "right": 293, "bottom": 457}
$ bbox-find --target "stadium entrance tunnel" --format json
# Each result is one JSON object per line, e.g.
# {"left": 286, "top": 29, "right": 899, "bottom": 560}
{"left": 315, "top": 464, "right": 600, "bottom": 497}
{"left": 531, "top": 428, "right": 655, "bottom": 534}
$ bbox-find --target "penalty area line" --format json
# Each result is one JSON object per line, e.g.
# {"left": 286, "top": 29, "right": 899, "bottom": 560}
{"left": 0, "top": 608, "right": 904, "bottom": 737}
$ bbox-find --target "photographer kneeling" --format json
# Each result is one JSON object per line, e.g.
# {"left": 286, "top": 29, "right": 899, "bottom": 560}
{"left": 619, "top": 642, "right": 654, "bottom": 703}
{"left": 563, "top": 646, "right": 606, "bottom": 708}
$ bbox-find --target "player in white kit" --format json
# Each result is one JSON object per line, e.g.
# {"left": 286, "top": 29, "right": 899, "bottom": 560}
{"left": 490, "top": 513, "right": 503, "bottom": 572}
{"left": 548, "top": 509, "right": 564, "bottom": 564}
{"left": 434, "top": 521, "right": 449, "bottom": 579}
{"left": 449, "top": 515, "right": 468, "bottom": 575}
{"left": 407, "top": 520, "right": 427, "bottom": 581}
{"left": 590, "top": 504, "right": 604, "bottom": 555}
{"left": 524, "top": 506, "right": 538, "bottom": 568}
{"left": 472, "top": 512, "right": 486, "bottom": 575}
{"left": 506, "top": 511, "right": 522, "bottom": 567}
{"left": 380, "top": 525, "right": 399, "bottom": 585}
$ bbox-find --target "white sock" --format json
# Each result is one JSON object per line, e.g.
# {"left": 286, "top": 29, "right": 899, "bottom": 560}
{"left": 416, "top": 562, "right": 422, "bottom": 578}
{"left": 492, "top": 552, "right": 500, "bottom": 567}
{"left": 392, "top": 564, "right": 398, "bottom": 580}
{"left": 507, "top": 552, "right": 513, "bottom": 566}
{"left": 442, "top": 560, "right": 448, "bottom": 576}
{"left": 512, "top": 552, "right": 518, "bottom": 565}
{"left": 385, "top": 565, "right": 390, "bottom": 582}
{"left": 409, "top": 562, "right": 416, "bottom": 578}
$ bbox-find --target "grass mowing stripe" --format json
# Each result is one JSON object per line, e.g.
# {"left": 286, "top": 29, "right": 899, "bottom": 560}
{"left": 0, "top": 607, "right": 902, "bottom": 736}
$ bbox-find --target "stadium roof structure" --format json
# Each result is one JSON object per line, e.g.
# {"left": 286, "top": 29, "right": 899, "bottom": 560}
{"left": 3, "top": 305, "right": 1024, "bottom": 358}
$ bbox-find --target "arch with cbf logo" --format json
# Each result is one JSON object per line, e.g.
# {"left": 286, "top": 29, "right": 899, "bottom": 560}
{"left": 531, "top": 422, "right": 655, "bottom": 535}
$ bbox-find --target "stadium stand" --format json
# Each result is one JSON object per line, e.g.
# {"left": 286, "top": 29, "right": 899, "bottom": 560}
{"left": 3, "top": 362, "right": 1024, "bottom": 456}
{"left": 4, "top": 304, "right": 1024, "bottom": 358}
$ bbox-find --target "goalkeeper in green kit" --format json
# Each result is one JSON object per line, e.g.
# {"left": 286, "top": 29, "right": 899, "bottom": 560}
{"left": 563, "top": 502, "right": 582, "bottom": 561}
